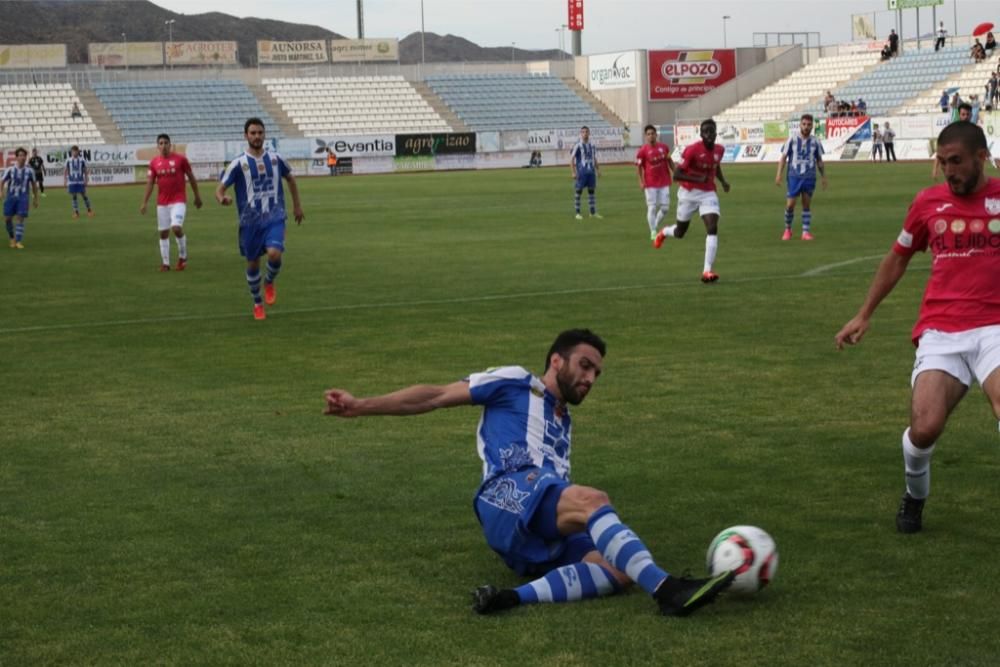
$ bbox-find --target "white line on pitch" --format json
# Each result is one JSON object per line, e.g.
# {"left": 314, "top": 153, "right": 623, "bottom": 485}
{"left": 801, "top": 254, "right": 885, "bottom": 276}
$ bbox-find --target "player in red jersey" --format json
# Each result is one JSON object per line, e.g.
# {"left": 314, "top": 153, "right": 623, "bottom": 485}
{"left": 835, "top": 122, "right": 1000, "bottom": 534}
{"left": 139, "top": 134, "right": 203, "bottom": 271}
{"left": 635, "top": 125, "right": 675, "bottom": 241}
{"left": 653, "top": 119, "right": 731, "bottom": 283}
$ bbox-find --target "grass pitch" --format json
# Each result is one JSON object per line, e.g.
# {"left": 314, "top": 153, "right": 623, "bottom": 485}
{"left": 3, "top": 162, "right": 999, "bottom": 665}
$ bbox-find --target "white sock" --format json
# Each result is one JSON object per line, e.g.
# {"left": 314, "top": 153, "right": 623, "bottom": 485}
{"left": 159, "top": 238, "right": 170, "bottom": 265}
{"left": 663, "top": 224, "right": 678, "bottom": 238}
{"left": 902, "top": 428, "right": 934, "bottom": 499}
{"left": 647, "top": 205, "right": 657, "bottom": 232}
{"left": 654, "top": 208, "right": 666, "bottom": 226}
{"left": 176, "top": 235, "right": 187, "bottom": 259}
{"left": 704, "top": 234, "right": 719, "bottom": 272}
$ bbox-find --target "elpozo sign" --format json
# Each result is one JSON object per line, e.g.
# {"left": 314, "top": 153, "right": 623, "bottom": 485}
{"left": 588, "top": 51, "right": 637, "bottom": 91}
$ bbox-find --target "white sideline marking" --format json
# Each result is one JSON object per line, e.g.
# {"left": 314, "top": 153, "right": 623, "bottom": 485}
{"left": 801, "top": 254, "right": 884, "bottom": 277}
{"left": 0, "top": 258, "right": 891, "bottom": 335}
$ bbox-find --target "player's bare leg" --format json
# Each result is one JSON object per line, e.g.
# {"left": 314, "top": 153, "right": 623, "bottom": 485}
{"left": 897, "top": 370, "right": 967, "bottom": 532}
{"left": 654, "top": 220, "right": 690, "bottom": 248}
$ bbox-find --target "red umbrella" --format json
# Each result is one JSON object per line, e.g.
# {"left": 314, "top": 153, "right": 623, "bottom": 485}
{"left": 973, "top": 22, "right": 993, "bottom": 36}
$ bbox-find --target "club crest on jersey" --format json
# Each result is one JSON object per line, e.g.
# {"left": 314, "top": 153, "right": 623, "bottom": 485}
{"left": 934, "top": 219, "right": 948, "bottom": 235}
{"left": 986, "top": 198, "right": 1000, "bottom": 215}
{"left": 257, "top": 163, "right": 265, "bottom": 173}
{"left": 530, "top": 387, "right": 544, "bottom": 398}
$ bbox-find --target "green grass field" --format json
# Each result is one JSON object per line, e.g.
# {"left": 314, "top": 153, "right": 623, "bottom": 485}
{"left": 3, "top": 162, "right": 999, "bottom": 665}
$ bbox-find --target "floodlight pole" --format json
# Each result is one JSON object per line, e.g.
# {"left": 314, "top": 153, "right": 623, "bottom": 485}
{"left": 165, "top": 19, "right": 175, "bottom": 71}
{"left": 122, "top": 32, "right": 128, "bottom": 71}
{"left": 723, "top": 15, "right": 731, "bottom": 48}
{"left": 357, "top": 0, "right": 365, "bottom": 39}
{"left": 420, "top": 0, "right": 426, "bottom": 64}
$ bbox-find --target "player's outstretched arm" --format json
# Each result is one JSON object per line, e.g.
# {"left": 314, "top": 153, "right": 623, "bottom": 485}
{"left": 324, "top": 380, "right": 473, "bottom": 418}
{"left": 834, "top": 250, "right": 911, "bottom": 349}
{"left": 285, "top": 173, "right": 304, "bottom": 224}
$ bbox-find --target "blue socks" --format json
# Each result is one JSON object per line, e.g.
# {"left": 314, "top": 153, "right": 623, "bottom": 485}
{"left": 246, "top": 268, "right": 263, "bottom": 304}
{"left": 587, "top": 505, "right": 668, "bottom": 595}
{"left": 514, "top": 562, "right": 620, "bottom": 605}
{"left": 265, "top": 258, "right": 282, "bottom": 285}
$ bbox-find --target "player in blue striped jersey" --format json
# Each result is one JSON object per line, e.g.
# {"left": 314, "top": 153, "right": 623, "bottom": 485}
{"left": 570, "top": 126, "right": 602, "bottom": 220}
{"left": 2, "top": 147, "right": 39, "bottom": 249}
{"left": 216, "top": 118, "right": 304, "bottom": 321}
{"left": 775, "top": 114, "right": 827, "bottom": 241}
{"left": 324, "top": 329, "right": 734, "bottom": 617}
{"left": 64, "top": 145, "right": 94, "bottom": 219}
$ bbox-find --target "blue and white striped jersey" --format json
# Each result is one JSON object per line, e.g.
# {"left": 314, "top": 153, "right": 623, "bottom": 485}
{"left": 220, "top": 150, "right": 291, "bottom": 227}
{"left": 783, "top": 135, "right": 823, "bottom": 179}
{"left": 468, "top": 366, "right": 573, "bottom": 483}
{"left": 2, "top": 166, "right": 35, "bottom": 200}
{"left": 65, "top": 156, "right": 87, "bottom": 185}
{"left": 570, "top": 141, "right": 597, "bottom": 175}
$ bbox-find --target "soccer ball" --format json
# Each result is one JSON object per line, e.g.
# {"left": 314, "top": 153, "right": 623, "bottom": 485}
{"left": 706, "top": 525, "right": 778, "bottom": 595}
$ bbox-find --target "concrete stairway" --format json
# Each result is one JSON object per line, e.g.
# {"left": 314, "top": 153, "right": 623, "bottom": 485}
{"left": 410, "top": 82, "right": 469, "bottom": 132}
{"left": 77, "top": 89, "right": 123, "bottom": 144}
{"left": 562, "top": 78, "right": 623, "bottom": 127}
{"left": 247, "top": 83, "right": 304, "bottom": 138}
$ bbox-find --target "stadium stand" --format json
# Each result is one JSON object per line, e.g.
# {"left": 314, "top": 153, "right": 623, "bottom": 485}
{"left": 0, "top": 83, "right": 102, "bottom": 145}
{"left": 715, "top": 53, "right": 876, "bottom": 123}
{"left": 264, "top": 76, "right": 450, "bottom": 135}
{"left": 425, "top": 73, "right": 609, "bottom": 131}
{"left": 813, "top": 46, "right": 971, "bottom": 117}
{"left": 92, "top": 80, "right": 282, "bottom": 144}
{"left": 897, "top": 54, "right": 999, "bottom": 114}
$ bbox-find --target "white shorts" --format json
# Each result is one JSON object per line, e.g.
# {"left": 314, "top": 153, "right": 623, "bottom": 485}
{"left": 911, "top": 325, "right": 1000, "bottom": 387}
{"left": 644, "top": 187, "right": 670, "bottom": 208}
{"left": 156, "top": 203, "right": 187, "bottom": 231}
{"left": 676, "top": 188, "right": 721, "bottom": 222}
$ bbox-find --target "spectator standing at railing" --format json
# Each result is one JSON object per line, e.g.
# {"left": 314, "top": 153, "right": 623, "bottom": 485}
{"left": 940, "top": 90, "right": 950, "bottom": 113}
{"left": 857, "top": 98, "right": 867, "bottom": 115}
{"left": 950, "top": 92, "right": 963, "bottom": 121}
{"left": 871, "top": 123, "right": 884, "bottom": 162}
{"left": 883, "top": 122, "right": 897, "bottom": 162}
{"left": 987, "top": 73, "right": 999, "bottom": 109}
{"left": 935, "top": 22, "right": 947, "bottom": 51}
{"left": 888, "top": 29, "right": 899, "bottom": 57}
{"left": 70, "top": 102, "right": 82, "bottom": 118}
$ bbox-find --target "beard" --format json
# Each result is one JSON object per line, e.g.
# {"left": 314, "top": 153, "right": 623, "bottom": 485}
{"left": 556, "top": 367, "right": 589, "bottom": 405}
{"left": 948, "top": 166, "right": 982, "bottom": 196}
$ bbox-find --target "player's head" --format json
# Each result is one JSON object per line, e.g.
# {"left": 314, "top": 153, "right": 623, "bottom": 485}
{"left": 799, "top": 114, "right": 814, "bottom": 137}
{"left": 14, "top": 147, "right": 26, "bottom": 164}
{"left": 580, "top": 126, "right": 590, "bottom": 141}
{"left": 700, "top": 119, "right": 717, "bottom": 147}
{"left": 957, "top": 103, "right": 972, "bottom": 121}
{"left": 244, "top": 117, "right": 266, "bottom": 150}
{"left": 644, "top": 124, "right": 657, "bottom": 144}
{"left": 156, "top": 133, "right": 171, "bottom": 156}
{"left": 544, "top": 329, "right": 606, "bottom": 405}
{"left": 935, "top": 121, "right": 989, "bottom": 196}
{"left": 70, "top": 145, "right": 79, "bottom": 157}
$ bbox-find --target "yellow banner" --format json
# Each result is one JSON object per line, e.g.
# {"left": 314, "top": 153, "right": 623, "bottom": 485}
{"left": 0, "top": 44, "right": 67, "bottom": 69}
{"left": 89, "top": 42, "right": 164, "bottom": 67}
{"left": 329, "top": 38, "right": 399, "bottom": 63}
{"left": 165, "top": 41, "right": 238, "bottom": 66}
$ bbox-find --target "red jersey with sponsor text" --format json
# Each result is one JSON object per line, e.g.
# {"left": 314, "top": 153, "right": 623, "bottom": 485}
{"left": 148, "top": 153, "right": 191, "bottom": 205}
{"left": 678, "top": 141, "right": 724, "bottom": 192}
{"left": 892, "top": 178, "right": 1000, "bottom": 344}
{"left": 635, "top": 142, "right": 672, "bottom": 188}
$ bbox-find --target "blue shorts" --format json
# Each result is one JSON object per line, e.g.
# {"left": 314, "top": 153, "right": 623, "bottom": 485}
{"left": 786, "top": 175, "right": 816, "bottom": 198}
{"left": 3, "top": 197, "right": 29, "bottom": 218}
{"left": 575, "top": 172, "right": 596, "bottom": 192}
{"left": 68, "top": 183, "right": 86, "bottom": 195}
{"left": 239, "top": 219, "right": 286, "bottom": 259}
{"left": 474, "top": 467, "right": 597, "bottom": 576}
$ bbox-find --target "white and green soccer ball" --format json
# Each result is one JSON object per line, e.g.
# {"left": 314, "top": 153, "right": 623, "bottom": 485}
{"left": 706, "top": 525, "right": 778, "bottom": 595}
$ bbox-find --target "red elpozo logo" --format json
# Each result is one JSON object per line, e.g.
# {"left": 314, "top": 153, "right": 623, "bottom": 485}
{"left": 661, "top": 51, "right": 723, "bottom": 84}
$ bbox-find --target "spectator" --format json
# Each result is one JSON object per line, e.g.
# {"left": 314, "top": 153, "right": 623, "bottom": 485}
{"left": 950, "top": 92, "right": 963, "bottom": 121}
{"left": 986, "top": 32, "right": 997, "bottom": 54}
{"left": 971, "top": 38, "right": 986, "bottom": 63}
{"left": 988, "top": 73, "right": 999, "bottom": 110}
{"left": 888, "top": 29, "right": 899, "bottom": 57}
{"left": 326, "top": 148, "right": 337, "bottom": 176}
{"left": 530, "top": 150, "right": 542, "bottom": 167}
{"left": 935, "top": 21, "right": 947, "bottom": 51}
{"left": 850, "top": 100, "right": 859, "bottom": 116}
{"left": 70, "top": 102, "right": 82, "bottom": 118}
{"left": 871, "top": 123, "right": 883, "bottom": 162}
{"left": 857, "top": 98, "right": 867, "bottom": 115}
{"left": 881, "top": 43, "right": 892, "bottom": 61}
{"left": 939, "top": 90, "right": 950, "bottom": 113}
{"left": 824, "top": 90, "right": 835, "bottom": 108}
{"left": 970, "top": 95, "right": 981, "bottom": 124}
{"left": 882, "top": 121, "right": 896, "bottom": 162}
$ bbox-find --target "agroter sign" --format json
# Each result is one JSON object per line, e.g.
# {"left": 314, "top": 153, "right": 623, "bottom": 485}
{"left": 648, "top": 49, "right": 736, "bottom": 100}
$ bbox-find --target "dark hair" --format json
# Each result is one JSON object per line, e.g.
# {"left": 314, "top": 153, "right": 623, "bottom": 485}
{"left": 157, "top": 133, "right": 171, "bottom": 143}
{"left": 14, "top": 147, "right": 26, "bottom": 157}
{"left": 70, "top": 145, "right": 79, "bottom": 152}
{"left": 545, "top": 329, "right": 606, "bottom": 371}
{"left": 958, "top": 102, "right": 973, "bottom": 113}
{"left": 580, "top": 125, "right": 589, "bottom": 131}
{"left": 644, "top": 124, "right": 657, "bottom": 134}
{"left": 938, "top": 121, "right": 988, "bottom": 153}
{"left": 800, "top": 113, "right": 814, "bottom": 122}
{"left": 244, "top": 117, "right": 265, "bottom": 134}
{"left": 700, "top": 118, "right": 716, "bottom": 131}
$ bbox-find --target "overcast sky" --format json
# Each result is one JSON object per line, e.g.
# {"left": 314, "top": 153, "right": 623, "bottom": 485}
{"left": 153, "top": 0, "right": 997, "bottom": 54}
